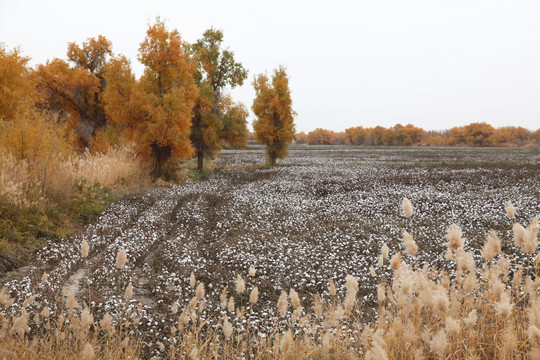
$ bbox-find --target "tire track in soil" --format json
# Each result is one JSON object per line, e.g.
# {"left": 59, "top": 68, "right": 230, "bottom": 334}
{"left": 0, "top": 188, "right": 165, "bottom": 312}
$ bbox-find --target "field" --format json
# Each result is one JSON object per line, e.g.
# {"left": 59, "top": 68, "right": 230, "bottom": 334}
{"left": 1, "top": 145, "right": 540, "bottom": 358}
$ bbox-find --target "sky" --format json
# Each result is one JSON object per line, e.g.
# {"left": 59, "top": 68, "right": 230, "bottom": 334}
{"left": 1, "top": 0, "right": 539, "bottom": 132}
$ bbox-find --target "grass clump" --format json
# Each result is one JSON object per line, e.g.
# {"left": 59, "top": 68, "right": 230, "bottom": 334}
{"left": 0, "top": 144, "right": 149, "bottom": 265}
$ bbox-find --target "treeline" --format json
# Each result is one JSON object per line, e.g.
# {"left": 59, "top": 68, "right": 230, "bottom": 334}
{"left": 0, "top": 19, "right": 252, "bottom": 179}
{"left": 1, "top": 20, "right": 275, "bottom": 255}
{"left": 297, "top": 123, "right": 540, "bottom": 147}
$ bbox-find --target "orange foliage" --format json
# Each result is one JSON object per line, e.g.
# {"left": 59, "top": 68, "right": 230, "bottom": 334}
{"left": 340, "top": 123, "right": 536, "bottom": 147}
{"left": 307, "top": 128, "right": 336, "bottom": 145}
{"left": 394, "top": 124, "right": 425, "bottom": 145}
{"left": 345, "top": 126, "right": 370, "bottom": 145}
{"left": 105, "top": 20, "right": 198, "bottom": 177}
{"left": 0, "top": 106, "right": 73, "bottom": 162}
{"left": 36, "top": 59, "right": 100, "bottom": 145}
{"left": 252, "top": 66, "right": 296, "bottom": 166}
{"left": 427, "top": 135, "right": 446, "bottom": 146}
{"left": 295, "top": 131, "right": 307, "bottom": 144}
{"left": 36, "top": 36, "right": 112, "bottom": 147}
{"left": 67, "top": 35, "right": 112, "bottom": 74}
{"left": 0, "top": 44, "right": 35, "bottom": 120}
{"left": 88, "top": 125, "right": 124, "bottom": 154}
{"left": 0, "top": 105, "right": 74, "bottom": 203}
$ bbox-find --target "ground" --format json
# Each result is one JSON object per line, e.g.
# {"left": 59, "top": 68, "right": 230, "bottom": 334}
{"left": 1, "top": 145, "right": 539, "bottom": 355}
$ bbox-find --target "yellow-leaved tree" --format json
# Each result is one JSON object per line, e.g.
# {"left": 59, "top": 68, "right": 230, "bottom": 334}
{"left": 35, "top": 36, "right": 113, "bottom": 147}
{"left": 0, "top": 44, "right": 35, "bottom": 120}
{"left": 252, "top": 66, "right": 296, "bottom": 166}
{"left": 104, "top": 20, "right": 198, "bottom": 178}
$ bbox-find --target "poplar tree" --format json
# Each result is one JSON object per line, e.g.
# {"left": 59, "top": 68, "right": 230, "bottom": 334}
{"left": 190, "top": 28, "right": 248, "bottom": 171}
{"left": 104, "top": 20, "right": 198, "bottom": 178}
{"left": 252, "top": 66, "right": 296, "bottom": 166}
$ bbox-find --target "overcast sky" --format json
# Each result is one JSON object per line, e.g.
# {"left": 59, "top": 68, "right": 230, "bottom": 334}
{"left": 1, "top": 0, "right": 539, "bottom": 132}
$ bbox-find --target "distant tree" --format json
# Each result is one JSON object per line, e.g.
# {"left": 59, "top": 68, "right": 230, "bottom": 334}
{"left": 380, "top": 127, "right": 395, "bottom": 146}
{"left": 345, "top": 126, "right": 369, "bottom": 145}
{"left": 427, "top": 135, "right": 446, "bottom": 146}
{"left": 489, "top": 126, "right": 531, "bottom": 146}
{"left": 36, "top": 36, "right": 112, "bottom": 147}
{"left": 463, "top": 122, "right": 495, "bottom": 146}
{"left": 333, "top": 131, "right": 346, "bottom": 145}
{"left": 370, "top": 126, "right": 386, "bottom": 146}
{"left": 307, "top": 128, "right": 336, "bottom": 145}
{"left": 0, "top": 44, "right": 35, "bottom": 120}
{"left": 448, "top": 127, "right": 466, "bottom": 145}
{"left": 534, "top": 129, "right": 540, "bottom": 145}
{"left": 252, "top": 66, "right": 296, "bottom": 166}
{"left": 295, "top": 131, "right": 307, "bottom": 144}
{"left": 190, "top": 28, "right": 248, "bottom": 171}
{"left": 247, "top": 131, "right": 259, "bottom": 145}
{"left": 399, "top": 124, "right": 425, "bottom": 145}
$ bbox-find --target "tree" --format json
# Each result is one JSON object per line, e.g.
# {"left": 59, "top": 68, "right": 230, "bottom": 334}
{"left": 334, "top": 132, "right": 346, "bottom": 145}
{"left": 0, "top": 44, "right": 35, "bottom": 120}
{"left": 462, "top": 122, "right": 495, "bottom": 146}
{"left": 534, "top": 129, "right": 540, "bottom": 145}
{"left": 36, "top": 36, "right": 112, "bottom": 147}
{"left": 489, "top": 126, "right": 531, "bottom": 145}
{"left": 220, "top": 95, "right": 249, "bottom": 147}
{"left": 252, "top": 66, "right": 296, "bottom": 166}
{"left": 448, "top": 127, "right": 466, "bottom": 145}
{"left": 136, "top": 20, "right": 198, "bottom": 177}
{"left": 295, "top": 131, "right": 307, "bottom": 144}
{"left": 190, "top": 81, "right": 220, "bottom": 170}
{"left": 190, "top": 28, "right": 248, "bottom": 171}
{"left": 370, "top": 126, "right": 386, "bottom": 146}
{"left": 307, "top": 128, "right": 336, "bottom": 145}
{"left": 399, "top": 124, "right": 425, "bottom": 145}
{"left": 104, "top": 20, "right": 198, "bottom": 178}
{"left": 345, "top": 126, "right": 369, "bottom": 145}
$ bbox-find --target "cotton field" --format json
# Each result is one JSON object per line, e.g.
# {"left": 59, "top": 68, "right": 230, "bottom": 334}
{"left": 1, "top": 146, "right": 539, "bottom": 358}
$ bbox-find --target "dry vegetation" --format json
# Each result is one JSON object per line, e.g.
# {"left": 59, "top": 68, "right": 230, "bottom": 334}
{"left": 0, "top": 146, "right": 539, "bottom": 359}
{"left": 0, "top": 197, "right": 539, "bottom": 359}
{"left": 0, "top": 107, "right": 149, "bottom": 269}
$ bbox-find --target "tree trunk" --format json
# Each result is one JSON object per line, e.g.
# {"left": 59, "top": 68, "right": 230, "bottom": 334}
{"left": 197, "top": 149, "right": 204, "bottom": 172}
{"left": 269, "top": 152, "right": 277, "bottom": 166}
{"left": 151, "top": 144, "right": 171, "bottom": 178}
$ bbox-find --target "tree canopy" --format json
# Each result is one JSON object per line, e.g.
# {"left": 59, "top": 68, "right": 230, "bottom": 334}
{"left": 190, "top": 28, "right": 248, "bottom": 171}
{"left": 252, "top": 66, "right": 296, "bottom": 166}
{"left": 104, "top": 20, "right": 198, "bottom": 177}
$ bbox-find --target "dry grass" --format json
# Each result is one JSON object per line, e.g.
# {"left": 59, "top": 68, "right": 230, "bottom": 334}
{"left": 0, "top": 107, "right": 148, "bottom": 206}
{"left": 1, "top": 200, "right": 539, "bottom": 359}
{"left": 0, "top": 108, "right": 150, "bottom": 262}
{"left": 0, "top": 146, "right": 147, "bottom": 206}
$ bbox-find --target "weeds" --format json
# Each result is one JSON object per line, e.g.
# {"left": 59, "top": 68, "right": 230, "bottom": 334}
{"left": 0, "top": 146, "right": 149, "bottom": 263}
